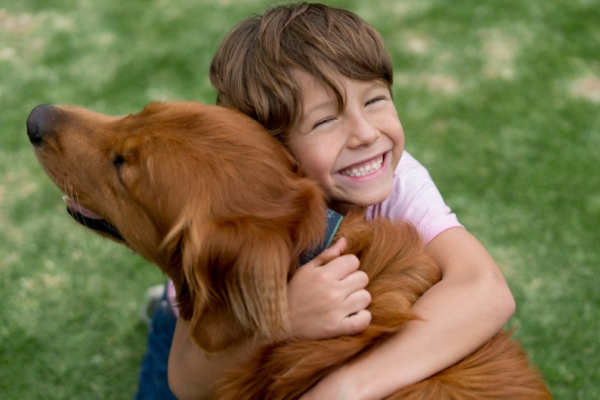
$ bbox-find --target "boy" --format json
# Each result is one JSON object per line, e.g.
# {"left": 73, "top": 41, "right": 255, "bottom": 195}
{"left": 144, "top": 3, "right": 514, "bottom": 399}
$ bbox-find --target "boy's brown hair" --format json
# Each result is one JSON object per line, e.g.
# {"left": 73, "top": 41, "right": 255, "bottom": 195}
{"left": 209, "top": 2, "right": 393, "bottom": 142}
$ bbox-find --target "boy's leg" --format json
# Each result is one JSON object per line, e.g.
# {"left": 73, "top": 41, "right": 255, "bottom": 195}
{"left": 134, "top": 284, "right": 178, "bottom": 400}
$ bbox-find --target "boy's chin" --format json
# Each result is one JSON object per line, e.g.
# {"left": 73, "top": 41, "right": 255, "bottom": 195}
{"left": 331, "top": 189, "right": 393, "bottom": 213}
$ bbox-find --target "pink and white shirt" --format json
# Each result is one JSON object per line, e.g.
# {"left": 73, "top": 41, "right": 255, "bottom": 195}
{"left": 366, "top": 151, "right": 461, "bottom": 244}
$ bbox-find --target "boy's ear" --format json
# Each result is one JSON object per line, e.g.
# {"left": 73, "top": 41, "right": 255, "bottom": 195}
{"left": 181, "top": 216, "right": 292, "bottom": 353}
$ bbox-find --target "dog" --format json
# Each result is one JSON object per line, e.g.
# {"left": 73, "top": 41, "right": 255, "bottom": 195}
{"left": 27, "top": 102, "right": 552, "bottom": 399}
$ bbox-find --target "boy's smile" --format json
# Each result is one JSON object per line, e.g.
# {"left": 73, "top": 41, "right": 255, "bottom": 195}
{"left": 288, "top": 71, "right": 404, "bottom": 212}
{"left": 339, "top": 154, "right": 384, "bottom": 177}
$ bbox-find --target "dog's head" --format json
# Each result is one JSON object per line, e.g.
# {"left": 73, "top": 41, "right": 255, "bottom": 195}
{"left": 27, "top": 102, "right": 327, "bottom": 352}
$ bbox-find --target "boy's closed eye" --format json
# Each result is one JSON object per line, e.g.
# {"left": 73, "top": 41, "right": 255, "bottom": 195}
{"left": 365, "top": 96, "right": 388, "bottom": 106}
{"left": 312, "top": 117, "right": 337, "bottom": 130}
{"left": 311, "top": 96, "right": 389, "bottom": 130}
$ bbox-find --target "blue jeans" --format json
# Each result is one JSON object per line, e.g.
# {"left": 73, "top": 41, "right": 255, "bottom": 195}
{"left": 134, "top": 286, "right": 178, "bottom": 400}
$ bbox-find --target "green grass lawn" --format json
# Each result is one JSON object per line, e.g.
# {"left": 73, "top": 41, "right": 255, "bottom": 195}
{"left": 1, "top": 0, "right": 599, "bottom": 398}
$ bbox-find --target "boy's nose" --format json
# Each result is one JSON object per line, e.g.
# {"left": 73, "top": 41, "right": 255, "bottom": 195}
{"left": 347, "top": 115, "right": 380, "bottom": 148}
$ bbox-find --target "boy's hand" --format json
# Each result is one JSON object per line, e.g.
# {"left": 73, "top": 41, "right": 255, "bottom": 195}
{"left": 287, "top": 237, "right": 372, "bottom": 340}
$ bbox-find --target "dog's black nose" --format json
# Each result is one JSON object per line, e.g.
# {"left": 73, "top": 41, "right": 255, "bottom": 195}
{"left": 27, "top": 104, "right": 56, "bottom": 147}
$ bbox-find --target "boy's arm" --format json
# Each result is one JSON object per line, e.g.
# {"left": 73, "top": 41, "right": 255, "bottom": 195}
{"left": 168, "top": 238, "right": 372, "bottom": 400}
{"left": 299, "top": 226, "right": 515, "bottom": 400}
{"left": 168, "top": 318, "right": 259, "bottom": 400}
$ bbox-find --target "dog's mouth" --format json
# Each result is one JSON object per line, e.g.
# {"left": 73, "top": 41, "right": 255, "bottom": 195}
{"left": 62, "top": 196, "right": 125, "bottom": 242}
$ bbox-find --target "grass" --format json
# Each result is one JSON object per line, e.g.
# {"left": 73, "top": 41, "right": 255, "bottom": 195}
{"left": 1, "top": 0, "right": 599, "bottom": 398}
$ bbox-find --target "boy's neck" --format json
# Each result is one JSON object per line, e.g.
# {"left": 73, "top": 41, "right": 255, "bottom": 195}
{"left": 330, "top": 201, "right": 358, "bottom": 215}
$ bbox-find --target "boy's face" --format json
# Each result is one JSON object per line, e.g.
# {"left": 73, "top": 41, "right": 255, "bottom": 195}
{"left": 288, "top": 71, "right": 404, "bottom": 212}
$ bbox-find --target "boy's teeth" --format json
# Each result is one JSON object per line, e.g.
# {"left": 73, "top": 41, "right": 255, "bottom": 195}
{"left": 340, "top": 156, "right": 383, "bottom": 177}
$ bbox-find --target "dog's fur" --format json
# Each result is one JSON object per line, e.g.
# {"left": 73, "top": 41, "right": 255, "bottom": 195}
{"left": 27, "top": 102, "right": 552, "bottom": 399}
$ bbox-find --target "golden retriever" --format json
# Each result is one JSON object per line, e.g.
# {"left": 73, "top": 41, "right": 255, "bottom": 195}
{"left": 27, "top": 102, "right": 552, "bottom": 399}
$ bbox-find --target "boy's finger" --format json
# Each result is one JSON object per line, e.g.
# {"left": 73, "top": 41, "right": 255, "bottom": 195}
{"left": 302, "top": 237, "right": 347, "bottom": 267}
{"left": 340, "top": 309, "right": 372, "bottom": 335}
{"left": 344, "top": 287, "right": 372, "bottom": 313}
{"left": 341, "top": 270, "right": 370, "bottom": 296}
{"left": 324, "top": 254, "right": 361, "bottom": 280}
{"left": 318, "top": 236, "right": 347, "bottom": 261}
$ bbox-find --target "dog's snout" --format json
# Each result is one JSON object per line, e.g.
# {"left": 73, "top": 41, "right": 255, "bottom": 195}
{"left": 27, "top": 104, "right": 57, "bottom": 147}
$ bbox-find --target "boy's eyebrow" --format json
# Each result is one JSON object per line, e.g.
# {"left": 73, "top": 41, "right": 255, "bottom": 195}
{"left": 304, "top": 97, "right": 338, "bottom": 117}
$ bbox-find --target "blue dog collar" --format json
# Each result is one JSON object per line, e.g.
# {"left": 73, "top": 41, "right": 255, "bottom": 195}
{"left": 299, "top": 209, "right": 344, "bottom": 265}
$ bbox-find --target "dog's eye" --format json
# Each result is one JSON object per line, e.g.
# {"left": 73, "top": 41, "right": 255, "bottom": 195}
{"left": 113, "top": 154, "right": 126, "bottom": 169}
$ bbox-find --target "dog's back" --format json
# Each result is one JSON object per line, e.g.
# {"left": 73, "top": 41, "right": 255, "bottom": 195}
{"left": 215, "top": 214, "right": 552, "bottom": 400}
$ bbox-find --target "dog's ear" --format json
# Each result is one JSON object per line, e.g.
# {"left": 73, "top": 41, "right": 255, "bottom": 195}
{"left": 173, "top": 213, "right": 292, "bottom": 353}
